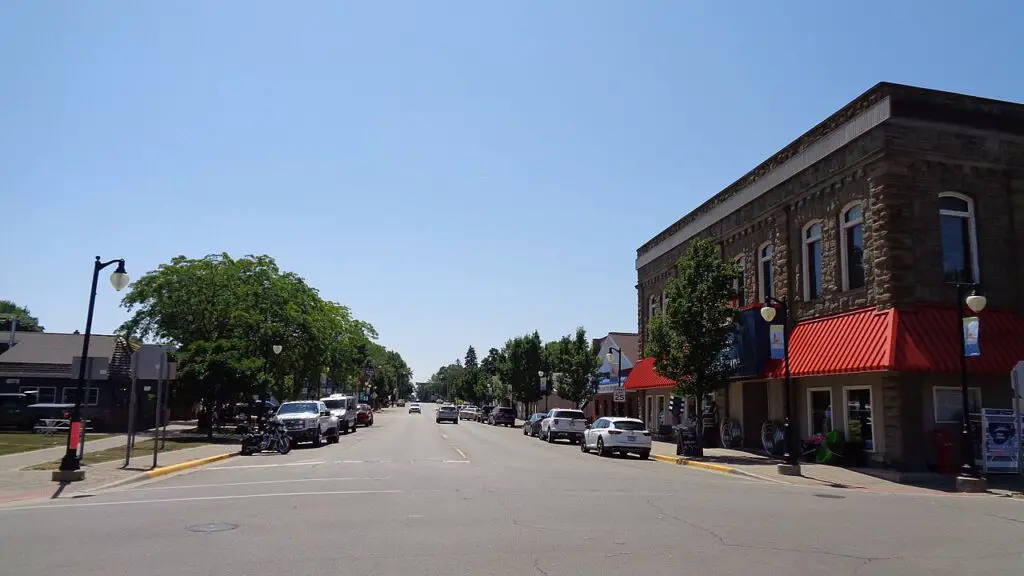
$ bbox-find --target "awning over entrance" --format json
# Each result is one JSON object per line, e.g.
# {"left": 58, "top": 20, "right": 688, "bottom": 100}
{"left": 762, "top": 305, "right": 1024, "bottom": 378}
{"left": 624, "top": 358, "right": 674, "bottom": 390}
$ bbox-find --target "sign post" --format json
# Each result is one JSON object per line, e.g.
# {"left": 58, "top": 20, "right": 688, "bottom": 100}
{"left": 1012, "top": 361, "right": 1024, "bottom": 477}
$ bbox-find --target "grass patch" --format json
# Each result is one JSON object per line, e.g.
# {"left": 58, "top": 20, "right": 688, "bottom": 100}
{"left": 25, "top": 437, "right": 211, "bottom": 470}
{"left": 0, "top": 432, "right": 113, "bottom": 456}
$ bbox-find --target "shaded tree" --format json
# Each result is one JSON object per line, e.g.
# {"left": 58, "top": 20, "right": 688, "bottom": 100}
{"left": 0, "top": 300, "right": 44, "bottom": 332}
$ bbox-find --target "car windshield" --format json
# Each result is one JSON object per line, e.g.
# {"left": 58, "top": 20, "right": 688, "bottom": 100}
{"left": 278, "top": 403, "right": 318, "bottom": 414}
{"left": 440, "top": 406, "right": 456, "bottom": 412}
{"left": 358, "top": 404, "right": 372, "bottom": 410}
{"left": 322, "top": 399, "right": 347, "bottom": 409}
{"left": 552, "top": 411, "right": 585, "bottom": 420}
{"left": 613, "top": 420, "right": 646, "bottom": 431}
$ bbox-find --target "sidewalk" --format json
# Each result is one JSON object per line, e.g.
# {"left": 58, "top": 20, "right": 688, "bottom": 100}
{"left": 649, "top": 441, "right": 1020, "bottom": 496}
{"left": 0, "top": 442, "right": 236, "bottom": 505}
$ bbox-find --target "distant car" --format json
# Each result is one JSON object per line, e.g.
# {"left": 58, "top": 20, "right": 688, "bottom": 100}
{"left": 522, "top": 412, "right": 548, "bottom": 437}
{"left": 488, "top": 407, "right": 517, "bottom": 427}
{"left": 397, "top": 399, "right": 406, "bottom": 407}
{"left": 408, "top": 403, "right": 421, "bottom": 414}
{"left": 539, "top": 409, "right": 587, "bottom": 444}
{"left": 478, "top": 406, "right": 495, "bottom": 422}
{"left": 581, "top": 417, "right": 651, "bottom": 459}
{"left": 275, "top": 401, "right": 339, "bottom": 446}
{"left": 460, "top": 406, "right": 480, "bottom": 421}
{"left": 436, "top": 405, "right": 459, "bottom": 424}
{"left": 356, "top": 403, "right": 374, "bottom": 427}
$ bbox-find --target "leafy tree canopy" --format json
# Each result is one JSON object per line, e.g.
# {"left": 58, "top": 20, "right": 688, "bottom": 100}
{"left": 1, "top": 300, "right": 44, "bottom": 332}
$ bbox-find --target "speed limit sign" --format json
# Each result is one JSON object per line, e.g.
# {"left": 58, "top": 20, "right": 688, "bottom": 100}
{"left": 613, "top": 388, "right": 626, "bottom": 403}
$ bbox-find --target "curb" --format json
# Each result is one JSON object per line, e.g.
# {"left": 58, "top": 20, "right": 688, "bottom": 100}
{"left": 88, "top": 451, "right": 237, "bottom": 492}
{"left": 652, "top": 453, "right": 787, "bottom": 484}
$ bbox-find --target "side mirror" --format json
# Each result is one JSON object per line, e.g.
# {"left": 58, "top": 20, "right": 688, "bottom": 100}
{"left": 585, "top": 424, "right": 592, "bottom": 429}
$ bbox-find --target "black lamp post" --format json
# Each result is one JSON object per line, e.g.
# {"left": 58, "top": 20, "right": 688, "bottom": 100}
{"left": 760, "top": 296, "right": 800, "bottom": 472}
{"left": 606, "top": 347, "right": 622, "bottom": 417}
{"left": 57, "top": 257, "right": 130, "bottom": 476}
{"left": 263, "top": 344, "right": 282, "bottom": 427}
{"left": 950, "top": 282, "right": 987, "bottom": 483}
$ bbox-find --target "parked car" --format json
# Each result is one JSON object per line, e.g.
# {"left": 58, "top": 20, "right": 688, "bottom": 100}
{"left": 356, "top": 403, "right": 374, "bottom": 427}
{"left": 581, "top": 416, "right": 651, "bottom": 459}
{"left": 478, "top": 406, "right": 494, "bottom": 422}
{"left": 396, "top": 399, "right": 406, "bottom": 407}
{"left": 275, "top": 400, "right": 339, "bottom": 446}
{"left": 522, "top": 412, "right": 548, "bottom": 437}
{"left": 539, "top": 409, "right": 587, "bottom": 444}
{"left": 460, "top": 406, "right": 480, "bottom": 421}
{"left": 488, "top": 406, "right": 517, "bottom": 427}
{"left": 408, "top": 403, "right": 421, "bottom": 414}
{"left": 321, "top": 394, "right": 358, "bottom": 434}
{"left": 436, "top": 405, "right": 459, "bottom": 424}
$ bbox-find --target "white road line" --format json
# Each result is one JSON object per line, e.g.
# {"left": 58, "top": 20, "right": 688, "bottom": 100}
{"left": 440, "top": 433, "right": 447, "bottom": 439}
{"left": 454, "top": 448, "right": 467, "bottom": 460}
{"left": 0, "top": 490, "right": 402, "bottom": 512}
{"left": 125, "top": 477, "right": 390, "bottom": 492}
{"left": 442, "top": 460, "right": 471, "bottom": 464}
{"left": 208, "top": 461, "right": 325, "bottom": 470}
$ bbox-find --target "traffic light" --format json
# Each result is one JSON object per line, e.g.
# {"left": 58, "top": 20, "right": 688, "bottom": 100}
{"left": 670, "top": 396, "right": 683, "bottom": 417}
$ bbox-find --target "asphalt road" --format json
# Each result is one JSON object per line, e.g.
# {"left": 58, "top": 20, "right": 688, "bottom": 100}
{"left": 1, "top": 408, "right": 1022, "bottom": 575}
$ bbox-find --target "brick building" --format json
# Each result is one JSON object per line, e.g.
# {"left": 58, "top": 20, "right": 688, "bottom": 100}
{"left": 632, "top": 82, "right": 1024, "bottom": 471}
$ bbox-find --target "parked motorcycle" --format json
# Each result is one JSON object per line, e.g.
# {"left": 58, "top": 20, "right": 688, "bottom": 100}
{"left": 240, "top": 420, "right": 292, "bottom": 455}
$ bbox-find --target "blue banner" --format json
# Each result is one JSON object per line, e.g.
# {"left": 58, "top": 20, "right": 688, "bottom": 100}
{"left": 720, "top": 307, "right": 775, "bottom": 378}
{"left": 963, "top": 316, "right": 980, "bottom": 357}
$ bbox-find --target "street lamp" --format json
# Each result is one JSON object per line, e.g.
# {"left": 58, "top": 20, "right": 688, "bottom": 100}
{"left": 538, "top": 370, "right": 547, "bottom": 413}
{"left": 951, "top": 282, "right": 987, "bottom": 489}
{"left": 264, "top": 344, "right": 282, "bottom": 424}
{"left": 56, "top": 257, "right": 130, "bottom": 479}
{"left": 606, "top": 348, "right": 622, "bottom": 417}
{"left": 759, "top": 296, "right": 800, "bottom": 475}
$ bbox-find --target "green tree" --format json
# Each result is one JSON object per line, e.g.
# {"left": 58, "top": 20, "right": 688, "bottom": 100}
{"left": 481, "top": 347, "right": 509, "bottom": 405}
{"left": 551, "top": 327, "right": 600, "bottom": 408}
{"left": 645, "top": 238, "right": 739, "bottom": 456}
{"left": 504, "top": 331, "right": 544, "bottom": 411}
{"left": 0, "top": 300, "right": 44, "bottom": 332}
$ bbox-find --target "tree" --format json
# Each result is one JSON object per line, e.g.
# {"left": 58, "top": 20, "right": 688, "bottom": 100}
{"left": 504, "top": 331, "right": 544, "bottom": 412}
{"left": 550, "top": 327, "right": 600, "bottom": 408}
{"left": 645, "top": 238, "right": 739, "bottom": 456}
{"left": 481, "top": 347, "right": 509, "bottom": 405}
{"left": 0, "top": 300, "right": 44, "bottom": 332}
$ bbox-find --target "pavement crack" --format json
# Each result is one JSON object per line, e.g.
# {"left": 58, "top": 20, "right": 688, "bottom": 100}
{"left": 985, "top": 513, "right": 1024, "bottom": 525}
{"left": 532, "top": 557, "right": 550, "bottom": 576}
{"left": 645, "top": 498, "right": 894, "bottom": 564}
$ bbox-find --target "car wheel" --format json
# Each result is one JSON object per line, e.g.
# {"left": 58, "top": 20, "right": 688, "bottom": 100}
{"left": 580, "top": 438, "right": 589, "bottom": 453}
{"left": 639, "top": 450, "right": 650, "bottom": 460}
{"left": 597, "top": 437, "right": 610, "bottom": 457}
{"left": 350, "top": 422, "right": 357, "bottom": 433}
{"left": 436, "top": 419, "right": 441, "bottom": 424}
{"left": 523, "top": 426, "right": 528, "bottom": 435}
{"left": 313, "top": 427, "right": 323, "bottom": 447}
{"left": 547, "top": 430, "right": 555, "bottom": 443}
{"left": 331, "top": 428, "right": 340, "bottom": 443}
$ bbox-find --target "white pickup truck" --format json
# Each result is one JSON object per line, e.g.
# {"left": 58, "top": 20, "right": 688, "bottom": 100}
{"left": 540, "top": 409, "right": 587, "bottom": 444}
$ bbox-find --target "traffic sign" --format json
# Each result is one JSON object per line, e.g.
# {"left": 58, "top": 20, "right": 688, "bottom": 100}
{"left": 613, "top": 388, "right": 626, "bottom": 403}
{"left": 1012, "top": 361, "right": 1024, "bottom": 398}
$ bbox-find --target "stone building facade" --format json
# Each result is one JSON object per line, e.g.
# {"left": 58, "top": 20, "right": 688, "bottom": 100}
{"left": 631, "top": 83, "right": 1024, "bottom": 471}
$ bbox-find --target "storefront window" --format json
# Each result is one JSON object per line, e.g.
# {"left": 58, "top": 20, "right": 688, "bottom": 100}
{"left": 933, "top": 387, "right": 982, "bottom": 423}
{"left": 845, "top": 387, "right": 874, "bottom": 451}
{"left": 807, "top": 388, "right": 833, "bottom": 437}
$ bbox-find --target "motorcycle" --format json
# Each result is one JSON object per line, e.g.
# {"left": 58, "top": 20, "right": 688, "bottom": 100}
{"left": 240, "top": 419, "right": 292, "bottom": 455}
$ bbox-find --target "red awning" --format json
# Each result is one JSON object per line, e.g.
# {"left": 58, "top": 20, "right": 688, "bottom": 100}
{"left": 624, "top": 358, "right": 675, "bottom": 390}
{"left": 763, "top": 308, "right": 895, "bottom": 378}
{"left": 762, "top": 305, "right": 1024, "bottom": 379}
{"left": 893, "top": 306, "right": 1024, "bottom": 375}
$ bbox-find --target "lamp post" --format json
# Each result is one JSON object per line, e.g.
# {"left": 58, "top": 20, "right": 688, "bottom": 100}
{"left": 264, "top": 344, "right": 282, "bottom": 426}
{"left": 759, "top": 296, "right": 800, "bottom": 475}
{"left": 537, "top": 370, "right": 548, "bottom": 413}
{"left": 606, "top": 348, "right": 622, "bottom": 417}
{"left": 950, "top": 282, "right": 987, "bottom": 490}
{"left": 56, "top": 257, "right": 130, "bottom": 480}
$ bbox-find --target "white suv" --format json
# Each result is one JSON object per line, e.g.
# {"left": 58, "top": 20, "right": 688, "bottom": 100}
{"left": 539, "top": 409, "right": 587, "bottom": 444}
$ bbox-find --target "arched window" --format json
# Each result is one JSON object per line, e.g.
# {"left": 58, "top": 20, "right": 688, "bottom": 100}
{"left": 802, "top": 221, "right": 823, "bottom": 300}
{"left": 938, "top": 192, "right": 980, "bottom": 283}
{"left": 840, "top": 203, "right": 865, "bottom": 291}
{"left": 649, "top": 294, "right": 659, "bottom": 318}
{"left": 758, "top": 242, "right": 774, "bottom": 302}
{"left": 733, "top": 255, "right": 746, "bottom": 307}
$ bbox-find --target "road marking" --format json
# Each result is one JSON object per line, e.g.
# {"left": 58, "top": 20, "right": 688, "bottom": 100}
{"left": 125, "top": 477, "right": 390, "bottom": 492}
{"left": 440, "top": 433, "right": 447, "bottom": 439}
{"left": 442, "top": 460, "right": 471, "bottom": 464}
{"left": 335, "top": 459, "right": 393, "bottom": 464}
{"left": 454, "top": 448, "right": 467, "bottom": 460}
{"left": 208, "top": 461, "right": 325, "bottom": 470}
{"left": 0, "top": 490, "right": 402, "bottom": 512}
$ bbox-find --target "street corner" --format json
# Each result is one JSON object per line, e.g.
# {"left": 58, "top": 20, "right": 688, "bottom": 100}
{"left": 86, "top": 450, "right": 239, "bottom": 494}
{"left": 651, "top": 452, "right": 784, "bottom": 484}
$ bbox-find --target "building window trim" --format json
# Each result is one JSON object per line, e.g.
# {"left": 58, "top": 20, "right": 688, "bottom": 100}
{"left": 758, "top": 242, "right": 774, "bottom": 303}
{"left": 843, "top": 385, "right": 875, "bottom": 453}
{"left": 733, "top": 255, "right": 746, "bottom": 307}
{"left": 62, "top": 387, "right": 100, "bottom": 406}
{"left": 19, "top": 386, "right": 57, "bottom": 404}
{"left": 839, "top": 201, "right": 866, "bottom": 292}
{"left": 938, "top": 191, "right": 981, "bottom": 284}
{"left": 806, "top": 386, "right": 833, "bottom": 439}
{"left": 802, "top": 220, "right": 823, "bottom": 301}
{"left": 648, "top": 294, "right": 659, "bottom": 318}
{"left": 933, "top": 386, "right": 982, "bottom": 424}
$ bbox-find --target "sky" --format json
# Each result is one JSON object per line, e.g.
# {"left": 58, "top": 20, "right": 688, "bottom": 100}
{"left": 2, "top": 1, "right": 1022, "bottom": 382}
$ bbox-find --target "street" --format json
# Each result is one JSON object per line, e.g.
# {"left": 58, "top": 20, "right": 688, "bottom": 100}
{"left": 1, "top": 409, "right": 1022, "bottom": 575}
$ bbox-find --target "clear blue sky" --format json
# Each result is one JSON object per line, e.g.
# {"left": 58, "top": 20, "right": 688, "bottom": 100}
{"left": 2, "top": 1, "right": 1021, "bottom": 381}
